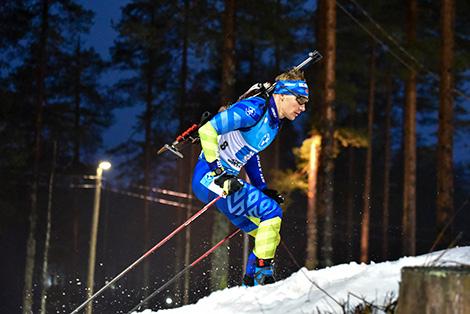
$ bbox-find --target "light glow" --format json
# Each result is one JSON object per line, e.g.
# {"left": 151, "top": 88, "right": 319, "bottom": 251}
{"left": 98, "top": 161, "right": 111, "bottom": 170}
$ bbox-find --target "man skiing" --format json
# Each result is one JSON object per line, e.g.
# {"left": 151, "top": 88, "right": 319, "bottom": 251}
{"left": 192, "top": 68, "right": 309, "bottom": 286}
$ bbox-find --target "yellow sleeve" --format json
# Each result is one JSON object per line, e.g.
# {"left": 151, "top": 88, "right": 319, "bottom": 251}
{"left": 198, "top": 122, "right": 219, "bottom": 163}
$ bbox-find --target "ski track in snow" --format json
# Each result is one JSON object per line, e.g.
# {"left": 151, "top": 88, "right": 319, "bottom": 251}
{"left": 133, "top": 246, "right": 470, "bottom": 314}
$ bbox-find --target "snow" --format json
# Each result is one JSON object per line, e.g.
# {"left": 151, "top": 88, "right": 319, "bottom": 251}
{"left": 133, "top": 246, "right": 470, "bottom": 314}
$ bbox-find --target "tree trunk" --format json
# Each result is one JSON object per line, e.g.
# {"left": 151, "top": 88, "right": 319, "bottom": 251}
{"left": 360, "top": 43, "right": 376, "bottom": 263}
{"left": 71, "top": 40, "right": 82, "bottom": 271}
{"left": 183, "top": 147, "right": 195, "bottom": 305}
{"left": 436, "top": 0, "right": 455, "bottom": 249}
{"left": 40, "top": 141, "right": 56, "bottom": 314}
{"left": 273, "top": 0, "right": 281, "bottom": 75}
{"left": 397, "top": 267, "right": 470, "bottom": 313}
{"left": 305, "top": 135, "right": 321, "bottom": 269}
{"left": 23, "top": 1, "right": 48, "bottom": 313}
{"left": 182, "top": 0, "right": 191, "bottom": 304}
{"left": 313, "top": 0, "right": 325, "bottom": 120}
{"left": 210, "top": 211, "right": 230, "bottom": 290}
{"left": 143, "top": 110, "right": 152, "bottom": 291}
{"left": 313, "top": 1, "right": 325, "bottom": 265}
{"left": 346, "top": 147, "right": 355, "bottom": 260}
{"left": 402, "top": 0, "right": 417, "bottom": 256}
{"left": 142, "top": 40, "right": 155, "bottom": 293}
{"left": 319, "top": 0, "right": 336, "bottom": 267}
{"left": 270, "top": 0, "right": 282, "bottom": 172}
{"left": 219, "top": 0, "right": 236, "bottom": 107}
{"left": 71, "top": 38, "right": 82, "bottom": 282}
{"left": 183, "top": 203, "right": 192, "bottom": 304}
{"left": 173, "top": 0, "right": 191, "bottom": 304}
{"left": 174, "top": 178, "right": 184, "bottom": 302}
{"left": 210, "top": 0, "right": 236, "bottom": 290}
{"left": 382, "top": 72, "right": 393, "bottom": 260}
{"left": 73, "top": 38, "right": 81, "bottom": 167}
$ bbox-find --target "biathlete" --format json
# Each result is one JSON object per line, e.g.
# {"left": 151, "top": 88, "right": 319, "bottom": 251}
{"left": 192, "top": 68, "right": 309, "bottom": 286}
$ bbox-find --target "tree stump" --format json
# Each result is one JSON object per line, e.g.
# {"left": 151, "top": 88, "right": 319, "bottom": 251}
{"left": 397, "top": 266, "right": 470, "bottom": 314}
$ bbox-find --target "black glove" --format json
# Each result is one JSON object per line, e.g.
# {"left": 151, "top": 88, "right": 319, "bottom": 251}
{"left": 262, "top": 188, "right": 285, "bottom": 204}
{"left": 214, "top": 173, "right": 244, "bottom": 195}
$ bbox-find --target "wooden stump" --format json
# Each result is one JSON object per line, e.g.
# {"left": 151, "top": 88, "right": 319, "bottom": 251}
{"left": 397, "top": 266, "right": 470, "bottom": 314}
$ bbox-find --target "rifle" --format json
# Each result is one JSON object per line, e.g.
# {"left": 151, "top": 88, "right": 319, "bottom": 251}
{"left": 157, "top": 50, "right": 322, "bottom": 158}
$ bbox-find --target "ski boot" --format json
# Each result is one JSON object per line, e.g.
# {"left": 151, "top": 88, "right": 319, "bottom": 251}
{"left": 254, "top": 258, "right": 275, "bottom": 286}
{"left": 242, "top": 251, "right": 256, "bottom": 287}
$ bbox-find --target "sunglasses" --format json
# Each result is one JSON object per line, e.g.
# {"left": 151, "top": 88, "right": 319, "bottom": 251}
{"left": 284, "top": 86, "right": 309, "bottom": 106}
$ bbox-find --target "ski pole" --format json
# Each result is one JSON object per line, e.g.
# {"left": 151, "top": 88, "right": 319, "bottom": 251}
{"left": 127, "top": 228, "right": 241, "bottom": 314}
{"left": 70, "top": 195, "right": 223, "bottom": 314}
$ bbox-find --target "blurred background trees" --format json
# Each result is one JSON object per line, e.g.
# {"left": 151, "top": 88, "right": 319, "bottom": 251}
{"left": 0, "top": 0, "right": 469, "bottom": 313}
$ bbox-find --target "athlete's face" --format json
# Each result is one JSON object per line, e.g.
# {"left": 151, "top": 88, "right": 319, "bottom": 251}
{"left": 278, "top": 94, "right": 307, "bottom": 120}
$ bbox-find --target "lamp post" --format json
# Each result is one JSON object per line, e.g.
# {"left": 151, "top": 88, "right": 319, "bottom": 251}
{"left": 86, "top": 161, "right": 111, "bottom": 314}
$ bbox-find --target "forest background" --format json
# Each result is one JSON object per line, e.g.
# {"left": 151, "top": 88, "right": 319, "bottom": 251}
{"left": 0, "top": 0, "right": 469, "bottom": 313}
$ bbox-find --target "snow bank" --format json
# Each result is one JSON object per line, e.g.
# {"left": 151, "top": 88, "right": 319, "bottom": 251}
{"left": 134, "top": 246, "right": 470, "bottom": 314}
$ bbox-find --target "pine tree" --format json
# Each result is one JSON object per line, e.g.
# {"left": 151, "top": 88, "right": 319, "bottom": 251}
{"left": 436, "top": 0, "right": 455, "bottom": 248}
{"left": 382, "top": 72, "right": 393, "bottom": 260}
{"left": 39, "top": 141, "right": 56, "bottom": 314}
{"left": 43, "top": 3, "right": 110, "bottom": 311}
{"left": 318, "top": 0, "right": 337, "bottom": 267}
{"left": 47, "top": 4, "right": 110, "bottom": 168}
{"left": 23, "top": 2, "right": 49, "bottom": 312}
{"left": 210, "top": 0, "right": 236, "bottom": 292}
{"left": 110, "top": 0, "right": 178, "bottom": 293}
{"left": 0, "top": 2, "right": 33, "bottom": 172}
{"left": 110, "top": 0, "right": 176, "bottom": 182}
{"left": 360, "top": 42, "right": 377, "bottom": 263}
{"left": 174, "top": 0, "right": 191, "bottom": 304}
{"left": 402, "top": 0, "right": 418, "bottom": 257}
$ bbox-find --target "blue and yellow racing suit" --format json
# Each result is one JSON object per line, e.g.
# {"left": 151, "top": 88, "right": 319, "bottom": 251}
{"left": 192, "top": 95, "right": 282, "bottom": 278}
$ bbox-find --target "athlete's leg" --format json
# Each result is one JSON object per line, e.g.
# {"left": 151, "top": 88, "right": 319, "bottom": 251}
{"left": 192, "top": 159, "right": 259, "bottom": 233}
{"left": 192, "top": 159, "right": 283, "bottom": 285}
{"left": 214, "top": 181, "right": 283, "bottom": 286}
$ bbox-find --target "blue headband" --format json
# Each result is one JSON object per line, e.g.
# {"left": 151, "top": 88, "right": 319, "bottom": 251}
{"left": 273, "top": 80, "right": 309, "bottom": 98}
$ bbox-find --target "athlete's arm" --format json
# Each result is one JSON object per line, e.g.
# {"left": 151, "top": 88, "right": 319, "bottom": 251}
{"left": 198, "top": 98, "right": 263, "bottom": 164}
{"left": 245, "top": 154, "right": 267, "bottom": 190}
